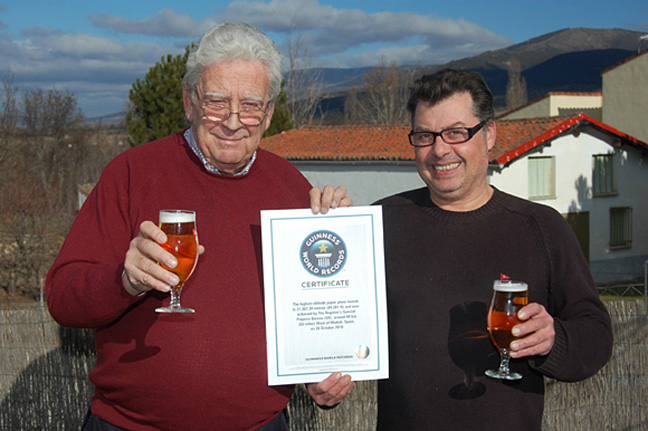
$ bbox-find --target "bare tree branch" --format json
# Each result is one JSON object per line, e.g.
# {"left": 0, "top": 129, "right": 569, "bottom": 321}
{"left": 345, "top": 60, "right": 415, "bottom": 125}
{"left": 286, "top": 18, "right": 324, "bottom": 127}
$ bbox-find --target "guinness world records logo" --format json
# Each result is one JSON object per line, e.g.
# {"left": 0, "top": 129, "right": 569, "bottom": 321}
{"left": 301, "top": 230, "right": 347, "bottom": 277}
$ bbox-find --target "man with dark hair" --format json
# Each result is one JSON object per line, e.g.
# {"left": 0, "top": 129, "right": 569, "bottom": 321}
{"left": 375, "top": 68, "right": 612, "bottom": 430}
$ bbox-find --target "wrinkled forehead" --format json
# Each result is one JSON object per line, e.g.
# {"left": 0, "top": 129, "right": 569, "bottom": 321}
{"left": 197, "top": 60, "right": 270, "bottom": 101}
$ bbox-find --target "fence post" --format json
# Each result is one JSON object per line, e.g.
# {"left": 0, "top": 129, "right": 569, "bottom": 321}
{"left": 644, "top": 259, "right": 648, "bottom": 313}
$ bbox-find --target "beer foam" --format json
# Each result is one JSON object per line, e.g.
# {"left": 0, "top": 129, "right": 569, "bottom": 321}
{"left": 493, "top": 280, "right": 528, "bottom": 292}
{"left": 159, "top": 210, "right": 195, "bottom": 223}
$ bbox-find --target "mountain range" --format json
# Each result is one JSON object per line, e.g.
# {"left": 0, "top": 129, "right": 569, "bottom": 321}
{"left": 315, "top": 27, "right": 645, "bottom": 112}
{"left": 93, "top": 27, "right": 645, "bottom": 123}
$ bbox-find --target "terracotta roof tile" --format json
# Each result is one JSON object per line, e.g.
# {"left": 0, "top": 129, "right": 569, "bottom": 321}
{"left": 494, "top": 113, "right": 648, "bottom": 165}
{"left": 261, "top": 124, "right": 414, "bottom": 161}
{"left": 491, "top": 117, "right": 567, "bottom": 162}
{"left": 261, "top": 115, "right": 648, "bottom": 165}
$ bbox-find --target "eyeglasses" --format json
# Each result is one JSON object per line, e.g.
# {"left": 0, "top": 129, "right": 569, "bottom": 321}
{"left": 200, "top": 99, "right": 269, "bottom": 127}
{"left": 408, "top": 120, "right": 488, "bottom": 147}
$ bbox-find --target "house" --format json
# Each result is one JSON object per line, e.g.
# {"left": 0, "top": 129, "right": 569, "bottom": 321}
{"left": 498, "top": 92, "right": 602, "bottom": 121}
{"left": 498, "top": 48, "right": 648, "bottom": 143}
{"left": 261, "top": 125, "right": 423, "bottom": 206}
{"left": 261, "top": 115, "right": 648, "bottom": 284}
{"left": 601, "top": 48, "right": 648, "bottom": 144}
{"left": 489, "top": 113, "right": 648, "bottom": 284}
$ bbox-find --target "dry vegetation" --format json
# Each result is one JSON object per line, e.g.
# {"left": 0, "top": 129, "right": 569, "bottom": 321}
{"left": 0, "top": 77, "right": 127, "bottom": 302}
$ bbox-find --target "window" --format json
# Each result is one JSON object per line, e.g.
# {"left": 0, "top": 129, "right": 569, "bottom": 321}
{"left": 593, "top": 154, "right": 616, "bottom": 195}
{"left": 610, "top": 207, "right": 632, "bottom": 248}
{"left": 528, "top": 156, "right": 555, "bottom": 199}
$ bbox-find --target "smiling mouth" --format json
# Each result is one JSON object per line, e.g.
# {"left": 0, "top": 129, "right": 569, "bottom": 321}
{"left": 434, "top": 162, "right": 460, "bottom": 172}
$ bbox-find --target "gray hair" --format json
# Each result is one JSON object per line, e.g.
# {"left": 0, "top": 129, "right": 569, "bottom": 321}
{"left": 183, "top": 22, "right": 282, "bottom": 105}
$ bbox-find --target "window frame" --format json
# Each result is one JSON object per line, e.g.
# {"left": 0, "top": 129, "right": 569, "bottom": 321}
{"left": 609, "top": 206, "right": 632, "bottom": 249}
{"left": 528, "top": 156, "right": 556, "bottom": 200}
{"left": 592, "top": 153, "right": 617, "bottom": 197}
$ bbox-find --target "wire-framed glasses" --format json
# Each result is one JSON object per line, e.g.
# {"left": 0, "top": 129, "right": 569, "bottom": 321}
{"left": 200, "top": 99, "right": 269, "bottom": 127}
{"left": 408, "top": 120, "right": 488, "bottom": 147}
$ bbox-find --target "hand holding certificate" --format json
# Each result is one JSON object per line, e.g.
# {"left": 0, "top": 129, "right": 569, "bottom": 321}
{"left": 261, "top": 206, "right": 388, "bottom": 385}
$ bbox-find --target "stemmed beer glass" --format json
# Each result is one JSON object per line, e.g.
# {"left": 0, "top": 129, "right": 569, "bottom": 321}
{"left": 485, "top": 279, "right": 528, "bottom": 380}
{"left": 155, "top": 210, "right": 199, "bottom": 313}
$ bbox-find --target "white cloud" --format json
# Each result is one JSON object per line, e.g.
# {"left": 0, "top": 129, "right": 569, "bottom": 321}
{"left": 218, "top": 0, "right": 511, "bottom": 67}
{"left": 89, "top": 8, "right": 216, "bottom": 38}
{"left": 1, "top": 27, "right": 179, "bottom": 116}
{"left": 1, "top": 0, "right": 515, "bottom": 117}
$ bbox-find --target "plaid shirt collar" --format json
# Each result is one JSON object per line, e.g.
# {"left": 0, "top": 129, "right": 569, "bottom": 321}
{"left": 184, "top": 127, "right": 256, "bottom": 176}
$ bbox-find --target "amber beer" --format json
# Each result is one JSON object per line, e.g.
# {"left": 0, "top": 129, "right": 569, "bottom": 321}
{"left": 485, "top": 279, "right": 528, "bottom": 380}
{"left": 487, "top": 281, "right": 528, "bottom": 349}
{"left": 155, "top": 210, "right": 198, "bottom": 313}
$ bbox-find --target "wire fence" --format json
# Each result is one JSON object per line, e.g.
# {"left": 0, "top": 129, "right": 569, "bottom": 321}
{"left": 598, "top": 281, "right": 647, "bottom": 312}
{"left": 1, "top": 299, "right": 646, "bottom": 430}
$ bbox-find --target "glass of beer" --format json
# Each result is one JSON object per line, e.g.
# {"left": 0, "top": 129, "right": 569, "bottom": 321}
{"left": 485, "top": 279, "right": 528, "bottom": 380}
{"left": 155, "top": 210, "right": 199, "bottom": 313}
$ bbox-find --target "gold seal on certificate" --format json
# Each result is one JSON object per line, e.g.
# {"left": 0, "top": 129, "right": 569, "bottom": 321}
{"left": 261, "top": 206, "right": 389, "bottom": 385}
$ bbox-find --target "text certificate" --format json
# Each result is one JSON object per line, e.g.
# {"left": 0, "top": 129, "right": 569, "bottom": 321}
{"left": 261, "top": 206, "right": 388, "bottom": 385}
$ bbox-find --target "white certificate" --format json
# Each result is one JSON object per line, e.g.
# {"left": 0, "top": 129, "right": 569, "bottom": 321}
{"left": 261, "top": 206, "right": 388, "bottom": 385}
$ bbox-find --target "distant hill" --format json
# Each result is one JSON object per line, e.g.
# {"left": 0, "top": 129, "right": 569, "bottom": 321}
{"left": 86, "top": 111, "right": 127, "bottom": 126}
{"left": 443, "top": 27, "right": 643, "bottom": 71}
{"left": 91, "top": 27, "right": 645, "bottom": 123}
{"left": 318, "top": 27, "right": 644, "bottom": 112}
{"left": 439, "top": 27, "right": 643, "bottom": 107}
{"left": 317, "top": 67, "right": 374, "bottom": 92}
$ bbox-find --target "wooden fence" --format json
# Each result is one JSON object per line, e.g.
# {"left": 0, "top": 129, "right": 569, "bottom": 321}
{"left": 1, "top": 301, "right": 645, "bottom": 430}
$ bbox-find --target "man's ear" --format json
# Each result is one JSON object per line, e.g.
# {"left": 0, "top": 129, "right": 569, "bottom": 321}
{"left": 486, "top": 120, "right": 496, "bottom": 151}
{"left": 261, "top": 103, "right": 275, "bottom": 133}
{"left": 182, "top": 87, "right": 195, "bottom": 123}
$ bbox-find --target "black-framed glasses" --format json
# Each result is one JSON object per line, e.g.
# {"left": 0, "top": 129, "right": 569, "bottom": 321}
{"left": 200, "top": 99, "right": 269, "bottom": 127}
{"left": 408, "top": 120, "right": 488, "bottom": 147}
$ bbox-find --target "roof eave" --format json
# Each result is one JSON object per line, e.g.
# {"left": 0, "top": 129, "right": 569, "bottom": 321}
{"left": 493, "top": 113, "right": 648, "bottom": 166}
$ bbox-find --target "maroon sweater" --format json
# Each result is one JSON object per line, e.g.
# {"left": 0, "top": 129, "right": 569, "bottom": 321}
{"left": 375, "top": 187, "right": 612, "bottom": 431}
{"left": 46, "top": 131, "right": 311, "bottom": 431}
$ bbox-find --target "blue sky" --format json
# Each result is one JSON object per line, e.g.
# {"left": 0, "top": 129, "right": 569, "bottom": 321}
{"left": 1, "top": 0, "right": 647, "bottom": 118}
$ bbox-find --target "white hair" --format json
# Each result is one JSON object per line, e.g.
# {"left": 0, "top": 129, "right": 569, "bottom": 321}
{"left": 183, "top": 22, "right": 282, "bottom": 105}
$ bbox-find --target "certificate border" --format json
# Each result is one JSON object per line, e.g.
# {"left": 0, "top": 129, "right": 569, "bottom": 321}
{"left": 262, "top": 206, "right": 388, "bottom": 385}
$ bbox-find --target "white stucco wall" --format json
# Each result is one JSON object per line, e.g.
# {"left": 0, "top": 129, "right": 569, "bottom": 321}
{"left": 602, "top": 52, "right": 648, "bottom": 144}
{"left": 550, "top": 94, "right": 602, "bottom": 117}
{"left": 500, "top": 97, "right": 551, "bottom": 120}
{"left": 489, "top": 132, "right": 648, "bottom": 282}
{"left": 500, "top": 94, "right": 602, "bottom": 121}
{"left": 291, "top": 161, "right": 424, "bottom": 206}
{"left": 287, "top": 136, "right": 647, "bottom": 283}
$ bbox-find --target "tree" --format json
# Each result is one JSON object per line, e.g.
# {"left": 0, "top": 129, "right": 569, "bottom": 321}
{"left": 264, "top": 80, "right": 294, "bottom": 137}
{"left": 0, "top": 75, "right": 123, "bottom": 300}
{"left": 0, "top": 72, "right": 19, "bottom": 193}
{"left": 345, "top": 61, "right": 414, "bottom": 125}
{"left": 0, "top": 72, "right": 19, "bottom": 148}
{"left": 126, "top": 46, "right": 191, "bottom": 146}
{"left": 505, "top": 58, "right": 528, "bottom": 111}
{"left": 0, "top": 86, "right": 88, "bottom": 300}
{"left": 21, "top": 88, "right": 86, "bottom": 212}
{"left": 286, "top": 20, "right": 324, "bottom": 127}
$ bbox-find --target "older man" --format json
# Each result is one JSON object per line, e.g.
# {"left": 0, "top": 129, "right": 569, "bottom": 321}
{"left": 46, "top": 22, "right": 353, "bottom": 431}
{"left": 375, "top": 69, "right": 612, "bottom": 430}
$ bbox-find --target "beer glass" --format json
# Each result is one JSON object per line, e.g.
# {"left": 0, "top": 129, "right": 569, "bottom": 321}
{"left": 155, "top": 210, "right": 199, "bottom": 313}
{"left": 485, "top": 279, "right": 528, "bottom": 380}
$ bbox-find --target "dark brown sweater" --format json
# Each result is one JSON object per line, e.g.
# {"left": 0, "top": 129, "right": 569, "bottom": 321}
{"left": 375, "top": 187, "right": 612, "bottom": 431}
